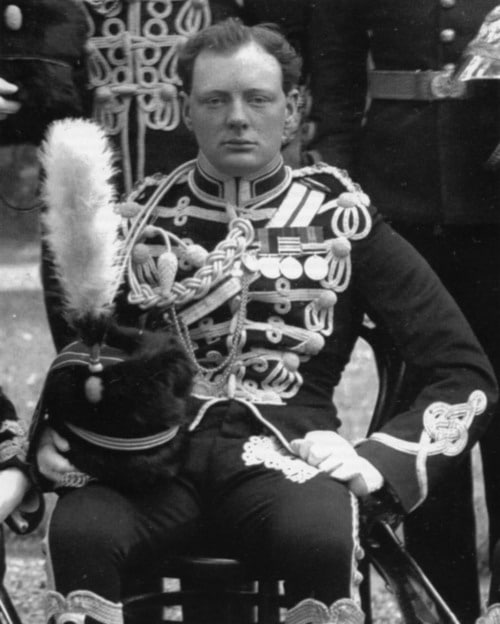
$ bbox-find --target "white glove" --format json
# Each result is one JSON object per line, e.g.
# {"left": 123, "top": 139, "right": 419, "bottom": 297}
{"left": 290, "top": 431, "right": 384, "bottom": 496}
{"left": 0, "top": 78, "right": 21, "bottom": 120}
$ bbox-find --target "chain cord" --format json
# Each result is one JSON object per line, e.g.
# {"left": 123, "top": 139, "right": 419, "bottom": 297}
{"left": 169, "top": 272, "right": 250, "bottom": 392}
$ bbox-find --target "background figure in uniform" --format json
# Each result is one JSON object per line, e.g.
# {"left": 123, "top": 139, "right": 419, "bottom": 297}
{"left": 33, "top": 18, "right": 497, "bottom": 624}
{"left": 306, "top": 2, "right": 500, "bottom": 621}
{"left": 457, "top": 9, "right": 500, "bottom": 624}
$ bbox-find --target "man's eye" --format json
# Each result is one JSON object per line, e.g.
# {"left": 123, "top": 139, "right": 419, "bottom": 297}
{"left": 205, "top": 97, "right": 223, "bottom": 106}
{"left": 249, "top": 96, "right": 269, "bottom": 105}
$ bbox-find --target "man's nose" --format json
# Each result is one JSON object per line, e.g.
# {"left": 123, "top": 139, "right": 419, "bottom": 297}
{"left": 227, "top": 99, "right": 249, "bottom": 128}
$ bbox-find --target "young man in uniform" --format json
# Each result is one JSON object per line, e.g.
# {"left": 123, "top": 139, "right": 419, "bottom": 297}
{"left": 32, "top": 19, "right": 497, "bottom": 624}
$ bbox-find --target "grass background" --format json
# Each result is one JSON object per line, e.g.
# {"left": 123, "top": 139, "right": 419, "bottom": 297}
{"left": 0, "top": 144, "right": 490, "bottom": 621}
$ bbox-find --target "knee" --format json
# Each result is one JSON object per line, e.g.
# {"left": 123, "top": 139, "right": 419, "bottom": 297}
{"left": 266, "top": 507, "right": 357, "bottom": 604}
{"left": 269, "top": 508, "right": 355, "bottom": 572}
{"left": 47, "top": 486, "right": 134, "bottom": 558}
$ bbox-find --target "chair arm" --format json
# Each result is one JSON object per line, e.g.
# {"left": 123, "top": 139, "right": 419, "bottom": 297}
{"left": 363, "top": 520, "right": 459, "bottom": 624}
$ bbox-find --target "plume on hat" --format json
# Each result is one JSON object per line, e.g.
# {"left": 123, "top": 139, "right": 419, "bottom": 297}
{"left": 40, "top": 118, "right": 124, "bottom": 349}
{"left": 35, "top": 118, "right": 194, "bottom": 491}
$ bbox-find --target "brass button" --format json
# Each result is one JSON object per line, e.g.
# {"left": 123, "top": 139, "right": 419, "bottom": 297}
{"left": 440, "top": 0, "right": 456, "bottom": 8}
{"left": 440, "top": 28, "right": 456, "bottom": 43}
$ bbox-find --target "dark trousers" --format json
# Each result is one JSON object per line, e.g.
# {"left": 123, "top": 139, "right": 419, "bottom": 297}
{"left": 46, "top": 401, "right": 359, "bottom": 611}
{"left": 393, "top": 223, "right": 500, "bottom": 623}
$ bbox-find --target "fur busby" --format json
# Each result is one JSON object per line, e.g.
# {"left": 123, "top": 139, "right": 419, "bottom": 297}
{"left": 41, "top": 324, "right": 193, "bottom": 491}
{"left": 38, "top": 118, "right": 194, "bottom": 491}
{"left": 0, "top": 0, "right": 87, "bottom": 144}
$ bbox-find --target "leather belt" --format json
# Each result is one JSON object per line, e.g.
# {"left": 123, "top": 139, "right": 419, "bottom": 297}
{"left": 368, "top": 69, "right": 473, "bottom": 101}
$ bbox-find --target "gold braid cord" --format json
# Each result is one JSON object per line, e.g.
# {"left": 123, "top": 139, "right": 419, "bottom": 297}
{"left": 125, "top": 214, "right": 255, "bottom": 310}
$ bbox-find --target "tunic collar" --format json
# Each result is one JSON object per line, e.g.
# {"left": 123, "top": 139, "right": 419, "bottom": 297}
{"left": 189, "top": 151, "right": 291, "bottom": 208}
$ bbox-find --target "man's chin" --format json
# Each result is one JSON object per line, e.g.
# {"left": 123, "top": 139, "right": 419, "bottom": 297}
{"left": 216, "top": 154, "right": 264, "bottom": 178}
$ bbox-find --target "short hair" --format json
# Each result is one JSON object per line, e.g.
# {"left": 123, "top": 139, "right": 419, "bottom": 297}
{"left": 177, "top": 18, "right": 302, "bottom": 95}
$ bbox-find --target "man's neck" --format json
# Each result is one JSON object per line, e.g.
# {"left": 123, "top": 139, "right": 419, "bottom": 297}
{"left": 191, "top": 152, "right": 291, "bottom": 208}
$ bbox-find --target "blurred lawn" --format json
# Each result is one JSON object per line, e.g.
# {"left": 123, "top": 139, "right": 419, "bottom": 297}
{"left": 0, "top": 291, "right": 55, "bottom": 426}
{"left": 0, "top": 144, "right": 54, "bottom": 427}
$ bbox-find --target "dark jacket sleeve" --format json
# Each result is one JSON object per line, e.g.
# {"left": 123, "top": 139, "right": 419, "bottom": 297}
{"left": 307, "top": 0, "right": 368, "bottom": 168}
{"left": 351, "top": 210, "right": 498, "bottom": 512}
{"left": 0, "top": 387, "right": 27, "bottom": 471}
{"left": 0, "top": 387, "right": 45, "bottom": 533}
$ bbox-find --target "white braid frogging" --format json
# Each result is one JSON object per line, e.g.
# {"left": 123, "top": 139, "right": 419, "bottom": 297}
{"left": 124, "top": 203, "right": 256, "bottom": 311}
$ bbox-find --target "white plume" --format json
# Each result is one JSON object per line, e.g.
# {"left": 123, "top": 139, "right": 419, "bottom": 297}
{"left": 40, "top": 118, "right": 123, "bottom": 324}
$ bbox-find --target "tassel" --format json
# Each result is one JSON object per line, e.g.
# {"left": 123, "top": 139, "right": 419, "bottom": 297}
{"left": 158, "top": 251, "right": 178, "bottom": 297}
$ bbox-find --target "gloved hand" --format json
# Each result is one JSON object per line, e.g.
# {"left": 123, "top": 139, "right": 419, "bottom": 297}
{"left": 36, "top": 426, "right": 77, "bottom": 484}
{"left": 290, "top": 431, "right": 384, "bottom": 496}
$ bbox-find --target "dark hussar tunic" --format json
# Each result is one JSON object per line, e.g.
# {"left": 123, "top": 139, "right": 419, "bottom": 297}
{"left": 116, "top": 154, "right": 497, "bottom": 513}
{"left": 40, "top": 155, "right": 497, "bottom": 611}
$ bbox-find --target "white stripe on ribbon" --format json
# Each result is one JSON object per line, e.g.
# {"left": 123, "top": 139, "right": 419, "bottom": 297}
{"left": 289, "top": 189, "right": 325, "bottom": 227}
{"left": 267, "top": 182, "right": 308, "bottom": 227}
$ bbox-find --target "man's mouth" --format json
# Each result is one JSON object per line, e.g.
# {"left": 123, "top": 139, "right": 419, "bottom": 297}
{"left": 223, "top": 139, "right": 256, "bottom": 148}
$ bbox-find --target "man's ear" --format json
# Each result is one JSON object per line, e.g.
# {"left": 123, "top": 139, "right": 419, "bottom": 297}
{"left": 285, "top": 88, "right": 300, "bottom": 122}
{"left": 180, "top": 91, "right": 193, "bottom": 131}
{"left": 282, "top": 88, "right": 301, "bottom": 145}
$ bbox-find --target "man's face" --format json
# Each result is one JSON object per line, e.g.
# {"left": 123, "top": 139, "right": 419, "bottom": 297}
{"left": 182, "top": 41, "right": 298, "bottom": 177}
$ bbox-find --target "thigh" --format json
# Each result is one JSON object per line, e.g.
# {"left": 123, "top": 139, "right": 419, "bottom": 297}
{"left": 47, "top": 478, "right": 202, "bottom": 598}
{"left": 216, "top": 468, "right": 356, "bottom": 563}
{"left": 208, "top": 436, "right": 361, "bottom": 603}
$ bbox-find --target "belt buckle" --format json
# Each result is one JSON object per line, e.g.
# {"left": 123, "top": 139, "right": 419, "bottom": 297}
{"left": 430, "top": 70, "right": 467, "bottom": 99}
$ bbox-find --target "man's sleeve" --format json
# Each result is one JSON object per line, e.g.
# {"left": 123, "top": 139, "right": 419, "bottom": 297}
{"left": 351, "top": 211, "right": 498, "bottom": 513}
{"left": 307, "top": 0, "right": 369, "bottom": 169}
{"left": 0, "top": 388, "right": 45, "bottom": 533}
{"left": 0, "top": 387, "right": 27, "bottom": 471}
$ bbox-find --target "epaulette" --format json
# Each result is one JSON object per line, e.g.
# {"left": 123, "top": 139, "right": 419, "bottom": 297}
{"left": 291, "top": 167, "right": 331, "bottom": 193}
{"left": 293, "top": 161, "right": 358, "bottom": 191}
{"left": 293, "top": 162, "right": 371, "bottom": 207}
